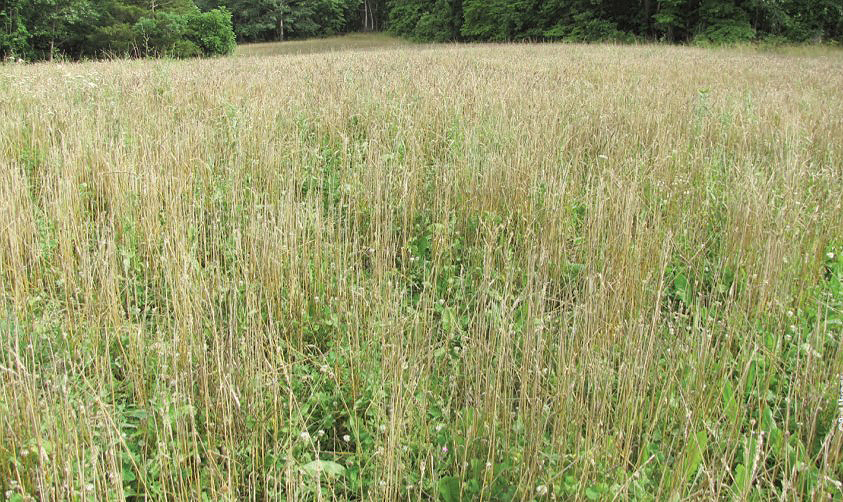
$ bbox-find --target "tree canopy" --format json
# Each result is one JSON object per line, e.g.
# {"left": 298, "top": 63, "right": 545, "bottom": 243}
{"left": 2, "top": 0, "right": 388, "bottom": 59}
{"left": 387, "top": 0, "right": 843, "bottom": 44}
{"left": 2, "top": 0, "right": 841, "bottom": 61}
{"left": 1, "top": 0, "right": 236, "bottom": 59}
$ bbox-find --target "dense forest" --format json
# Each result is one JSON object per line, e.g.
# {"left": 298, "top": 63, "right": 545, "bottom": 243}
{"left": 2, "top": 0, "right": 842, "bottom": 60}
{"left": 0, "top": 0, "right": 387, "bottom": 59}
{"left": 0, "top": 0, "right": 237, "bottom": 59}
{"left": 390, "top": 0, "right": 843, "bottom": 44}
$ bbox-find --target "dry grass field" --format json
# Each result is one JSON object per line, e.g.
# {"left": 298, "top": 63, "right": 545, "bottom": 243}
{"left": 1, "top": 38, "right": 842, "bottom": 500}
{"left": 235, "top": 33, "right": 409, "bottom": 58}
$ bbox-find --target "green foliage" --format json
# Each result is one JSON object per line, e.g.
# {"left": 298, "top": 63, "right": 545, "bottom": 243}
{"left": 8, "top": 0, "right": 841, "bottom": 60}
{"left": 652, "top": 0, "right": 685, "bottom": 40}
{"left": 133, "top": 7, "right": 235, "bottom": 57}
{"left": 387, "top": 0, "right": 460, "bottom": 42}
{"left": 207, "top": 0, "right": 369, "bottom": 42}
{"left": 678, "top": 430, "right": 707, "bottom": 482}
{"left": 134, "top": 11, "right": 190, "bottom": 55}
{"left": 461, "top": 0, "right": 513, "bottom": 41}
{"left": 388, "top": 0, "right": 843, "bottom": 44}
{"left": 1, "top": 0, "right": 235, "bottom": 60}
{"left": 414, "top": 0, "right": 458, "bottom": 42}
{"left": 694, "top": 0, "right": 756, "bottom": 44}
{"left": 20, "top": 0, "right": 94, "bottom": 59}
{"left": 0, "top": 0, "right": 30, "bottom": 58}
{"left": 438, "top": 476, "right": 460, "bottom": 502}
{"left": 186, "top": 7, "right": 236, "bottom": 54}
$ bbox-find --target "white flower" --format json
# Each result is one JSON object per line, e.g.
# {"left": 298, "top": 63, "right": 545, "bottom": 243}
{"left": 379, "top": 481, "right": 387, "bottom": 487}
{"left": 485, "top": 461, "right": 492, "bottom": 469}
{"left": 379, "top": 424, "right": 386, "bottom": 432}
{"left": 85, "top": 483, "right": 95, "bottom": 492}
{"left": 300, "top": 431, "right": 311, "bottom": 441}
{"left": 536, "top": 485, "right": 548, "bottom": 496}
{"left": 435, "top": 424, "right": 444, "bottom": 432}
{"left": 343, "top": 434, "right": 351, "bottom": 442}
{"left": 317, "top": 430, "right": 325, "bottom": 437}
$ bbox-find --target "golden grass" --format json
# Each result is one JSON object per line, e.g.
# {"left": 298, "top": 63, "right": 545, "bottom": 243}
{"left": 0, "top": 40, "right": 842, "bottom": 500}
{"left": 235, "top": 33, "right": 410, "bottom": 57}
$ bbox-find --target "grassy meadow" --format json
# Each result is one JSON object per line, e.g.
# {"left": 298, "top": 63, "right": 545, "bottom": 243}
{"left": 235, "top": 33, "right": 409, "bottom": 58}
{"left": 1, "top": 38, "right": 842, "bottom": 500}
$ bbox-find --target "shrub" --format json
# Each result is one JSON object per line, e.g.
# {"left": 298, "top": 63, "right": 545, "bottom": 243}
{"left": 694, "top": 19, "right": 756, "bottom": 45}
{"left": 186, "top": 8, "right": 236, "bottom": 56}
{"left": 171, "top": 39, "right": 203, "bottom": 58}
{"left": 0, "top": 9, "right": 29, "bottom": 60}
{"left": 415, "top": 10, "right": 453, "bottom": 42}
{"left": 133, "top": 7, "right": 235, "bottom": 58}
{"left": 134, "top": 12, "right": 189, "bottom": 56}
{"left": 88, "top": 23, "right": 137, "bottom": 56}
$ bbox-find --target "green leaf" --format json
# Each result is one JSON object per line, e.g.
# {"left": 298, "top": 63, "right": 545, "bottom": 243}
{"left": 743, "top": 435, "right": 757, "bottom": 467}
{"left": 723, "top": 381, "right": 738, "bottom": 424}
{"left": 301, "top": 460, "right": 345, "bottom": 478}
{"left": 761, "top": 407, "right": 783, "bottom": 452}
{"left": 438, "top": 476, "right": 460, "bottom": 502}
{"left": 122, "top": 467, "right": 137, "bottom": 482}
{"left": 732, "top": 464, "right": 747, "bottom": 497}
{"left": 744, "top": 361, "right": 757, "bottom": 400}
{"left": 680, "top": 429, "right": 708, "bottom": 481}
{"left": 673, "top": 273, "right": 690, "bottom": 303}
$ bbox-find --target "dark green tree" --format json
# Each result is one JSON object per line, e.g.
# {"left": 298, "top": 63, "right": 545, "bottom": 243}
{"left": 1, "top": 0, "right": 29, "bottom": 58}
{"left": 23, "top": 0, "right": 94, "bottom": 59}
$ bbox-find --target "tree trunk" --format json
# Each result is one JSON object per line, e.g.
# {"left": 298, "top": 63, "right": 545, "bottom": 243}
{"left": 363, "top": 1, "right": 369, "bottom": 31}
{"left": 278, "top": 1, "right": 285, "bottom": 40}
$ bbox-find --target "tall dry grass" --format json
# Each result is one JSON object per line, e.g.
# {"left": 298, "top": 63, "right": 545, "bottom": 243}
{"left": 1, "top": 42, "right": 842, "bottom": 500}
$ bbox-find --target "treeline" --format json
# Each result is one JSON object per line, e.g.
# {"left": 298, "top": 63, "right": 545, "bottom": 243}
{"left": 0, "top": 0, "right": 384, "bottom": 60}
{"left": 1, "top": 0, "right": 236, "bottom": 60}
{"left": 196, "top": 0, "right": 387, "bottom": 43}
{"left": 4, "top": 0, "right": 841, "bottom": 60}
{"left": 388, "top": 0, "right": 843, "bottom": 44}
